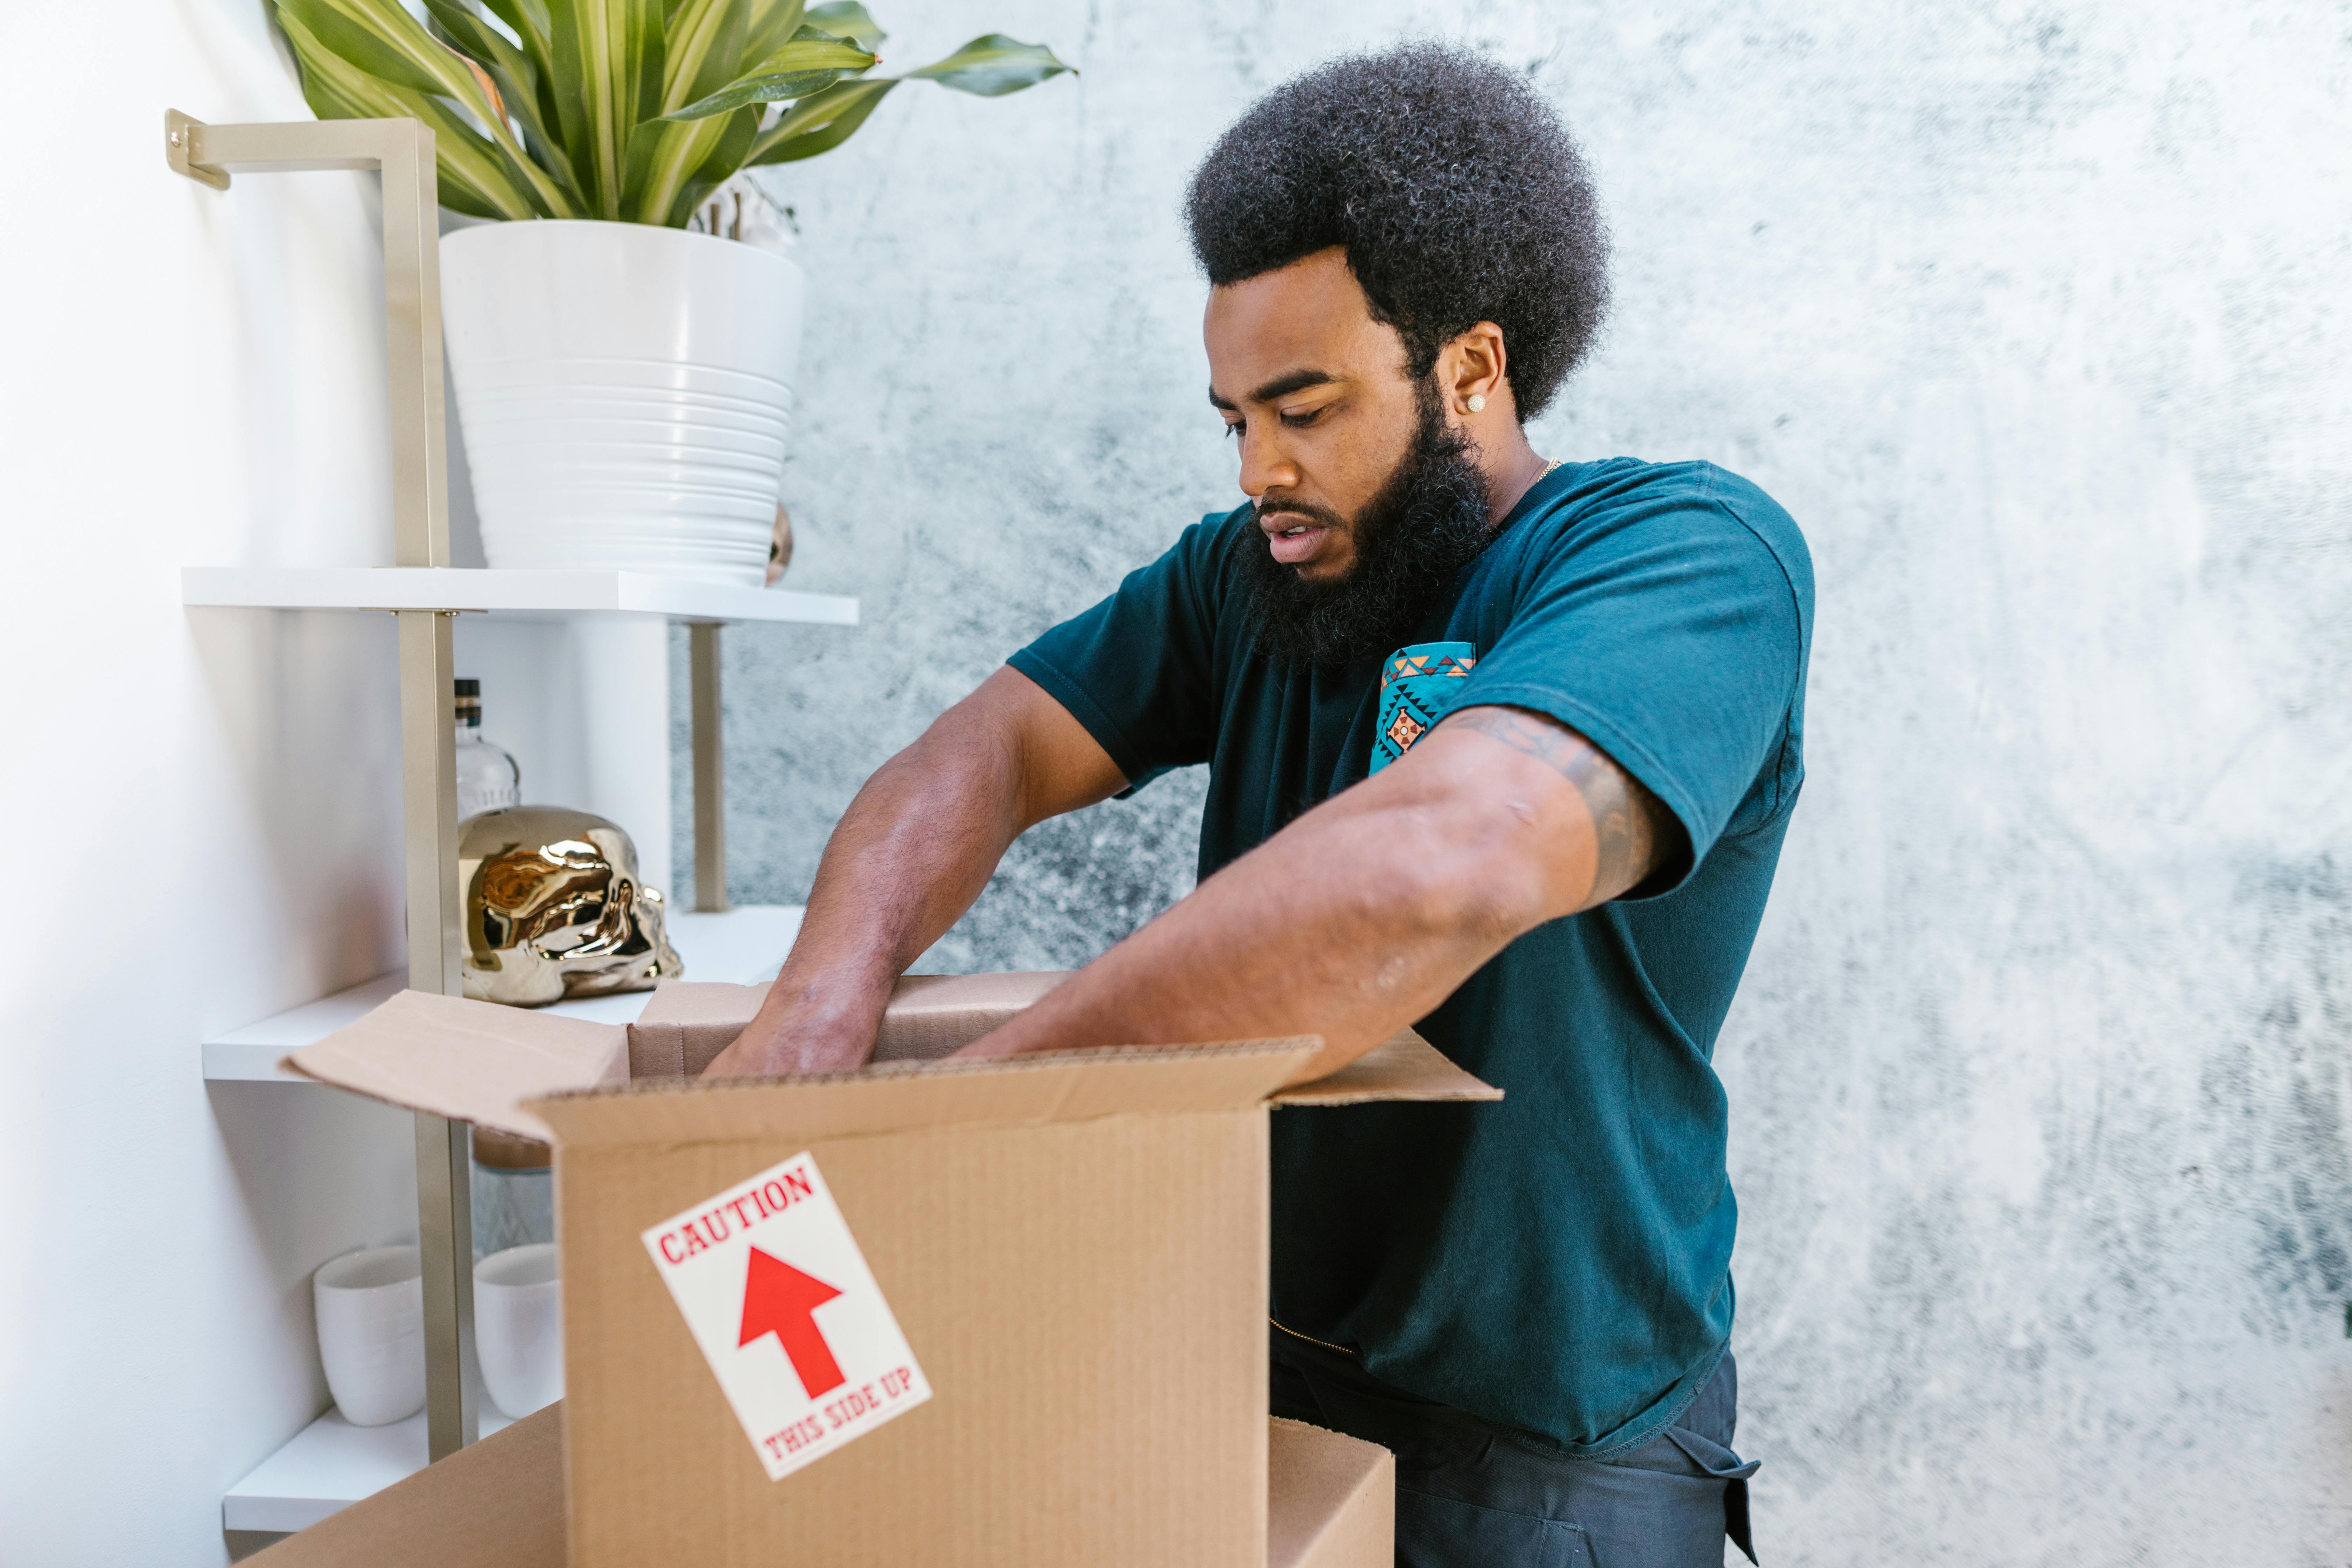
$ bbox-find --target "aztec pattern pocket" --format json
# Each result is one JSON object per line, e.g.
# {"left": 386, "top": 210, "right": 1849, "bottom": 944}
{"left": 1371, "top": 641, "right": 1479, "bottom": 774}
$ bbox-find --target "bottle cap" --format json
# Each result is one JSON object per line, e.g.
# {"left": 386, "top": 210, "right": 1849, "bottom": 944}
{"left": 472, "top": 1126, "right": 552, "bottom": 1170}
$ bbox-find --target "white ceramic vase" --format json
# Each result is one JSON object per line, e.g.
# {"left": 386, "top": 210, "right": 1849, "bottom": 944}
{"left": 475, "top": 1242, "right": 564, "bottom": 1419}
{"left": 440, "top": 220, "right": 805, "bottom": 586}
{"left": 314, "top": 1246, "right": 426, "bottom": 1427}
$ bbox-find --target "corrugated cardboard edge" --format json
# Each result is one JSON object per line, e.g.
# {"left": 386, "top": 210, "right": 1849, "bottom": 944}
{"left": 875, "top": 971, "right": 1067, "bottom": 1060}
{"left": 284, "top": 989, "right": 629, "bottom": 1142}
{"left": 527, "top": 1037, "right": 1324, "bottom": 1149}
{"left": 1273, "top": 1028, "right": 1503, "bottom": 1106}
{"left": 1269, "top": 1418, "right": 1396, "bottom": 1568}
{"left": 244, "top": 1407, "right": 1391, "bottom": 1568}
{"left": 628, "top": 973, "right": 1495, "bottom": 1104}
{"left": 626, "top": 978, "right": 773, "bottom": 1078}
{"left": 283, "top": 982, "right": 1499, "bottom": 1147}
{"left": 244, "top": 1402, "right": 565, "bottom": 1568}
{"left": 630, "top": 972, "right": 1071, "bottom": 1076}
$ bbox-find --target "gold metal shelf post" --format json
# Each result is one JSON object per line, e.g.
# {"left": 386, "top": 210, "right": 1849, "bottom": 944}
{"left": 167, "top": 111, "right": 476, "bottom": 1462}
{"left": 690, "top": 622, "right": 729, "bottom": 913}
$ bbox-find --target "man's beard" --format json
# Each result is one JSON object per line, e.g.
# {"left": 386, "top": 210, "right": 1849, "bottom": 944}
{"left": 1239, "top": 389, "right": 1495, "bottom": 669}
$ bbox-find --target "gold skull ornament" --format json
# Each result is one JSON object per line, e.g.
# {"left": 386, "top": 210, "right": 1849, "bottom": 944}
{"left": 460, "top": 806, "right": 683, "bottom": 1006}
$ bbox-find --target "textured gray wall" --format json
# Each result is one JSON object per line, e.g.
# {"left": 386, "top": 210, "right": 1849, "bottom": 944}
{"left": 672, "top": 4, "right": 2352, "bottom": 1561}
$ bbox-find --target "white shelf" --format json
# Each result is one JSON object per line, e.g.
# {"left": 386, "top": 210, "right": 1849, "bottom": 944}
{"left": 182, "top": 566, "right": 858, "bottom": 625}
{"left": 204, "top": 904, "right": 804, "bottom": 1081}
{"left": 225, "top": 1404, "right": 517, "bottom": 1534}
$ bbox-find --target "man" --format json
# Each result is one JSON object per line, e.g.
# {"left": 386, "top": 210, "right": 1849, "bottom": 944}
{"left": 708, "top": 42, "right": 1809, "bottom": 1568}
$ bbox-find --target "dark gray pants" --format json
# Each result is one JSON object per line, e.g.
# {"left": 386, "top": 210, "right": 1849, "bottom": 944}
{"left": 1269, "top": 1330, "right": 1758, "bottom": 1568}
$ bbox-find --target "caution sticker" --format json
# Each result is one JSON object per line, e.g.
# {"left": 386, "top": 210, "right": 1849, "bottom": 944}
{"left": 641, "top": 1151, "right": 931, "bottom": 1480}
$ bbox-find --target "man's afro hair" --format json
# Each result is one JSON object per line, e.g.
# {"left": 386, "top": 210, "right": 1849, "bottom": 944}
{"left": 1185, "top": 43, "right": 1608, "bottom": 420}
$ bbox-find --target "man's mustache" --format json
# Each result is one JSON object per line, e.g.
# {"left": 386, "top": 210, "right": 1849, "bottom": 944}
{"left": 1254, "top": 494, "right": 1348, "bottom": 531}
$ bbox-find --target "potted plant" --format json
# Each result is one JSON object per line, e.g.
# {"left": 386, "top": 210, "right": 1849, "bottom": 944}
{"left": 271, "top": 0, "right": 1070, "bottom": 583}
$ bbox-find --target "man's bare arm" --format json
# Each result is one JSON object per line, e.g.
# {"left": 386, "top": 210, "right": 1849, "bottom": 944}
{"left": 951, "top": 704, "right": 1684, "bottom": 1083}
{"left": 702, "top": 666, "right": 1127, "bottom": 1078}
{"left": 1434, "top": 705, "right": 1680, "bottom": 904}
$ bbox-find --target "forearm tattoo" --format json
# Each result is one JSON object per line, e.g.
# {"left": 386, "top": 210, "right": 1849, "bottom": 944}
{"left": 1438, "top": 705, "right": 1675, "bottom": 904}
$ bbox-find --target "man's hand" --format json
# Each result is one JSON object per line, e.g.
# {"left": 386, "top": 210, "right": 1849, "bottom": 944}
{"left": 948, "top": 704, "right": 1684, "bottom": 1083}
{"left": 700, "top": 667, "right": 1127, "bottom": 1079}
{"left": 708, "top": 959, "right": 901, "bottom": 1079}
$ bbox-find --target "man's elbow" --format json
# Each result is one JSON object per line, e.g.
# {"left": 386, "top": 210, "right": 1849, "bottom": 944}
{"left": 1377, "top": 797, "right": 1565, "bottom": 950}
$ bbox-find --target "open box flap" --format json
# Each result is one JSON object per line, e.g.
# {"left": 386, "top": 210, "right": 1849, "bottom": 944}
{"left": 247, "top": 1404, "right": 1390, "bottom": 1568}
{"left": 289, "top": 976, "right": 1498, "bottom": 1147}
{"left": 285, "top": 988, "right": 629, "bottom": 1141}
{"left": 1274, "top": 1027, "right": 1502, "bottom": 1106}
{"left": 634, "top": 973, "right": 1498, "bottom": 1102}
{"left": 626, "top": 978, "right": 773, "bottom": 1078}
{"left": 875, "top": 971, "right": 1068, "bottom": 1059}
{"left": 627, "top": 972, "right": 1072, "bottom": 1078}
{"left": 529, "top": 1036, "right": 1322, "bottom": 1150}
{"left": 866, "top": 974, "right": 1498, "bottom": 1102}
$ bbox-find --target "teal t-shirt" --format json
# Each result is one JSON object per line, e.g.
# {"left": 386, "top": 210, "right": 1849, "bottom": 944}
{"left": 1007, "top": 459, "right": 1812, "bottom": 1455}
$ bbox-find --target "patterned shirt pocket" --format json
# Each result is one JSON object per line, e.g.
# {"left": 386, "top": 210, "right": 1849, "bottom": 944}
{"left": 1371, "top": 641, "right": 1480, "bottom": 774}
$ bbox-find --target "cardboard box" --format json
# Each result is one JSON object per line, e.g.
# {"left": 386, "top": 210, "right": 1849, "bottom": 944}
{"left": 248, "top": 1405, "right": 1395, "bottom": 1568}
{"left": 288, "top": 973, "right": 1492, "bottom": 1566}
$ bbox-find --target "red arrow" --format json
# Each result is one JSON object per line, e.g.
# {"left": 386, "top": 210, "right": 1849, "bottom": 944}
{"left": 738, "top": 1247, "right": 846, "bottom": 1398}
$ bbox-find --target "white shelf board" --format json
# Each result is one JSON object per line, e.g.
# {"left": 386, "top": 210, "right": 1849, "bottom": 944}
{"left": 182, "top": 566, "right": 858, "bottom": 625}
{"left": 204, "top": 904, "right": 804, "bottom": 1082}
{"left": 225, "top": 1404, "right": 517, "bottom": 1534}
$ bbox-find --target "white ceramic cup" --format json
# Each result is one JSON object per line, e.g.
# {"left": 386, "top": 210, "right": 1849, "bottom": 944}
{"left": 475, "top": 1243, "right": 564, "bottom": 1419}
{"left": 314, "top": 1246, "right": 426, "bottom": 1427}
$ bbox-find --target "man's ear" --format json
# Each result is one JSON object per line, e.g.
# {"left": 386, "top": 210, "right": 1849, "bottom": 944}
{"left": 1440, "top": 322, "right": 1511, "bottom": 420}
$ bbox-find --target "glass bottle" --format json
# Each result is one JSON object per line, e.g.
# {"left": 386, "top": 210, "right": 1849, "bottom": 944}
{"left": 454, "top": 677, "right": 521, "bottom": 821}
{"left": 470, "top": 1127, "right": 554, "bottom": 1261}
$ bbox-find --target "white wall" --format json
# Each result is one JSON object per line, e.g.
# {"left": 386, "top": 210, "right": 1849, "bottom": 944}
{"left": 1, "top": 3, "right": 424, "bottom": 1563}
{"left": 708, "top": 2, "right": 2352, "bottom": 1563}
{"left": 453, "top": 616, "right": 674, "bottom": 899}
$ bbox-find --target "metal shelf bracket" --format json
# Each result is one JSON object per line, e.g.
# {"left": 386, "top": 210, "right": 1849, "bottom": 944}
{"left": 168, "top": 110, "right": 476, "bottom": 1461}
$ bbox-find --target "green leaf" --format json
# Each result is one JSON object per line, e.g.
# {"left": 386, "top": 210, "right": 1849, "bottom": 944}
{"left": 802, "top": 1, "right": 882, "bottom": 50}
{"left": 420, "top": 0, "right": 584, "bottom": 209}
{"left": 430, "top": 182, "right": 508, "bottom": 221}
{"left": 480, "top": 0, "right": 553, "bottom": 57}
{"left": 744, "top": 74, "right": 895, "bottom": 164}
{"left": 659, "top": 0, "right": 749, "bottom": 114}
{"left": 421, "top": 0, "right": 533, "bottom": 99}
{"left": 627, "top": 102, "right": 742, "bottom": 221}
{"left": 273, "top": 4, "right": 540, "bottom": 220}
{"left": 739, "top": 0, "right": 807, "bottom": 65}
{"left": 663, "top": 105, "right": 763, "bottom": 225}
{"left": 624, "top": 0, "right": 758, "bottom": 215}
{"left": 276, "top": 0, "right": 577, "bottom": 215}
{"left": 470, "top": 0, "right": 573, "bottom": 165}
{"left": 905, "top": 33, "right": 1072, "bottom": 97}
{"left": 275, "top": 0, "right": 455, "bottom": 96}
{"left": 546, "top": 0, "right": 665, "bottom": 218}
{"left": 662, "top": 28, "right": 875, "bottom": 121}
{"left": 274, "top": 0, "right": 1069, "bottom": 225}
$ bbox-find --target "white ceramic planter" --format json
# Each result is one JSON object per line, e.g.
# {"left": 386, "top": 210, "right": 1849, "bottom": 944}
{"left": 441, "top": 220, "right": 804, "bottom": 586}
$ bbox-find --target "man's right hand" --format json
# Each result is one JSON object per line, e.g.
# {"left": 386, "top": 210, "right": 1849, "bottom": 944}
{"left": 699, "top": 665, "right": 1128, "bottom": 1079}
{"left": 701, "top": 968, "right": 893, "bottom": 1078}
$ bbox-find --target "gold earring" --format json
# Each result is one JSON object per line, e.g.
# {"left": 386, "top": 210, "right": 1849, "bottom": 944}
{"left": 1466, "top": 394, "right": 1486, "bottom": 413}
